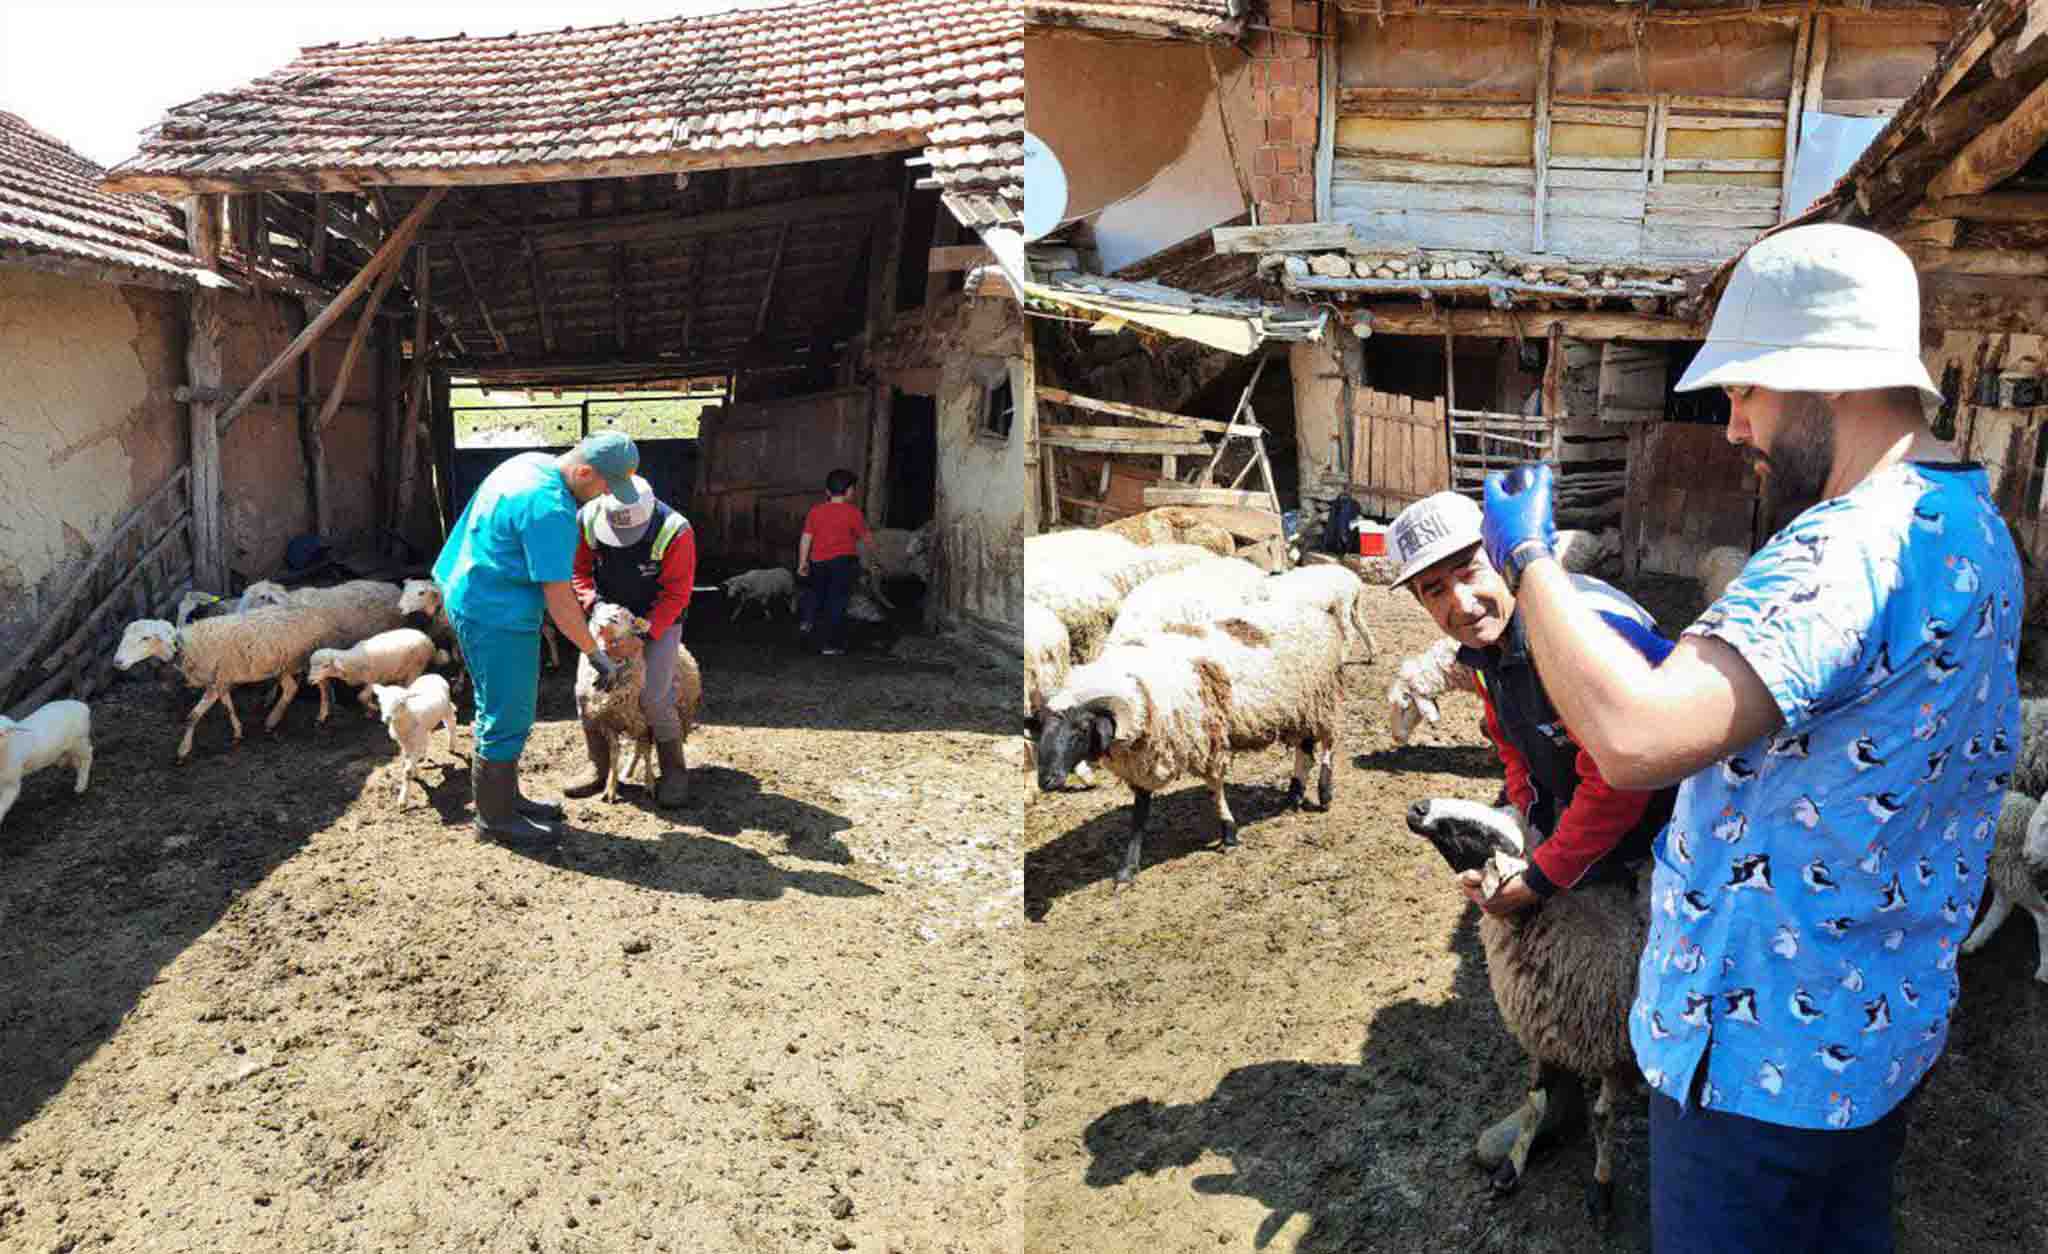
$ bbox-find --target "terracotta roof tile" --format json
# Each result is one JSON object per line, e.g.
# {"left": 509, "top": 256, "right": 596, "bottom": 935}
{"left": 0, "top": 110, "right": 205, "bottom": 284}
{"left": 104, "top": 0, "right": 1023, "bottom": 223}
{"left": 1025, "top": 1, "right": 1244, "bottom": 39}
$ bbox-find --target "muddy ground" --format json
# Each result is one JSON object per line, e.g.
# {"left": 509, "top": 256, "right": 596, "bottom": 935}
{"left": 1023, "top": 571, "right": 2048, "bottom": 1254}
{"left": 0, "top": 609, "right": 1021, "bottom": 1254}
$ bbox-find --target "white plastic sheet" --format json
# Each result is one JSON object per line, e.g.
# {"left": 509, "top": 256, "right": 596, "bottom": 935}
{"left": 1784, "top": 110, "right": 1891, "bottom": 221}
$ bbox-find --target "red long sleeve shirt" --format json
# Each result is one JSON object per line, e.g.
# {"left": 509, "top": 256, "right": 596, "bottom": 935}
{"left": 572, "top": 524, "right": 696, "bottom": 639}
{"left": 1477, "top": 682, "right": 1656, "bottom": 895}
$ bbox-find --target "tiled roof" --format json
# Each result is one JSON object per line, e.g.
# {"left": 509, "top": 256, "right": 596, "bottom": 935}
{"left": 1025, "top": 1, "right": 1244, "bottom": 40}
{"left": 101, "top": 0, "right": 1023, "bottom": 224}
{"left": 0, "top": 110, "right": 204, "bottom": 286}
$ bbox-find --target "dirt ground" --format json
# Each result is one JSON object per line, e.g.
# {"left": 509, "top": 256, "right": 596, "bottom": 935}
{"left": 0, "top": 610, "right": 1022, "bottom": 1254}
{"left": 1023, "top": 570, "right": 2048, "bottom": 1254}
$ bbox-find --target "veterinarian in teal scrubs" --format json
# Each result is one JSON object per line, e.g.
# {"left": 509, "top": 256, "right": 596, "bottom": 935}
{"left": 433, "top": 431, "right": 635, "bottom": 846}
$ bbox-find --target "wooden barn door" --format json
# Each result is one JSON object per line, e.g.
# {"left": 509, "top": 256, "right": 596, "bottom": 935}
{"left": 694, "top": 388, "right": 873, "bottom": 567}
{"left": 1349, "top": 389, "right": 1452, "bottom": 517}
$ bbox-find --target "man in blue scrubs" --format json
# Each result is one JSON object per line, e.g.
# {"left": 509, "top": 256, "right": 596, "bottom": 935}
{"left": 433, "top": 432, "right": 635, "bottom": 846}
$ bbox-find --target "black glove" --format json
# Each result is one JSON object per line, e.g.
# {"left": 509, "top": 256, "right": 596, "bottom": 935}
{"left": 588, "top": 647, "right": 622, "bottom": 692}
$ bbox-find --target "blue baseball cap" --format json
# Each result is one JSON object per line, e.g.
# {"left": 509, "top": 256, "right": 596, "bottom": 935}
{"left": 576, "top": 431, "right": 641, "bottom": 503}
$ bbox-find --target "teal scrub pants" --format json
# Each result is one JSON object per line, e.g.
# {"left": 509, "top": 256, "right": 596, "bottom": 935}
{"left": 451, "top": 614, "right": 541, "bottom": 762}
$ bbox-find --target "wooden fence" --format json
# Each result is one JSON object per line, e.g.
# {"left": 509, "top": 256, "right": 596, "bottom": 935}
{"left": 1349, "top": 389, "right": 1451, "bottom": 517}
{"left": 0, "top": 466, "right": 195, "bottom": 719}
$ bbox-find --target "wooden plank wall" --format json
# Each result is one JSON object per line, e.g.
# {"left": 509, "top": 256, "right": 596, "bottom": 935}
{"left": 1349, "top": 389, "right": 1451, "bottom": 516}
{"left": 1621, "top": 421, "right": 1761, "bottom": 580}
{"left": 1328, "top": 11, "right": 1945, "bottom": 263}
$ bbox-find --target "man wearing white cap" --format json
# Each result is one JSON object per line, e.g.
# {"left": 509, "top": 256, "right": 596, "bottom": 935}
{"left": 1480, "top": 223, "right": 2023, "bottom": 1252}
{"left": 564, "top": 474, "right": 698, "bottom": 808}
{"left": 1387, "top": 488, "right": 1676, "bottom": 1177}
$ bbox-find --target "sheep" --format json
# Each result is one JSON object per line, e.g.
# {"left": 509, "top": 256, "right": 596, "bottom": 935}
{"left": 574, "top": 602, "right": 703, "bottom": 803}
{"left": 1025, "top": 531, "right": 1211, "bottom": 664}
{"left": 1251, "top": 564, "right": 1381, "bottom": 664}
{"left": 1105, "top": 556, "right": 1268, "bottom": 646}
{"left": 721, "top": 567, "right": 798, "bottom": 621}
{"left": 1386, "top": 637, "right": 1484, "bottom": 746}
{"left": 112, "top": 607, "right": 340, "bottom": 759}
{"left": 1024, "top": 602, "right": 1093, "bottom": 789}
{"left": 1697, "top": 544, "right": 1750, "bottom": 606}
{"left": 1405, "top": 797, "right": 1644, "bottom": 1224}
{"left": 842, "top": 590, "right": 902, "bottom": 654}
{"left": 0, "top": 699, "right": 92, "bottom": 830}
{"left": 1554, "top": 528, "right": 1621, "bottom": 576}
{"left": 306, "top": 628, "right": 443, "bottom": 723}
{"left": 174, "top": 590, "right": 238, "bottom": 629}
{"left": 1034, "top": 598, "right": 1345, "bottom": 887}
{"left": 1100, "top": 506, "right": 1236, "bottom": 558}
{"left": 865, "top": 524, "right": 937, "bottom": 583}
{"left": 370, "top": 674, "right": 457, "bottom": 809}
{"left": 398, "top": 578, "right": 469, "bottom": 691}
{"left": 2008, "top": 698, "right": 2048, "bottom": 798}
{"left": 1961, "top": 791, "right": 2048, "bottom": 983}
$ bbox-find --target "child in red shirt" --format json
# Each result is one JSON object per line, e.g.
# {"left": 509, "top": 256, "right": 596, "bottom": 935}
{"left": 797, "top": 468, "right": 871, "bottom": 655}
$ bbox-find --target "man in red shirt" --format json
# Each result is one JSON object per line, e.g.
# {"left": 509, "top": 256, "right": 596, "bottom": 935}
{"left": 563, "top": 474, "right": 697, "bottom": 807}
{"left": 797, "top": 468, "right": 871, "bottom": 656}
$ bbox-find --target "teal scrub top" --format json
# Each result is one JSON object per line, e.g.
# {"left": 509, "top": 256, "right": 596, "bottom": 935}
{"left": 433, "top": 451, "right": 580, "bottom": 628}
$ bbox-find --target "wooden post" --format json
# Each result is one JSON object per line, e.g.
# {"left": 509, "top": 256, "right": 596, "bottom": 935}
{"left": 1542, "top": 321, "right": 1565, "bottom": 423}
{"left": 185, "top": 194, "right": 220, "bottom": 271}
{"left": 1315, "top": 6, "right": 1337, "bottom": 223}
{"left": 310, "top": 243, "right": 411, "bottom": 536}
{"left": 395, "top": 243, "right": 436, "bottom": 541}
{"left": 310, "top": 193, "right": 330, "bottom": 277}
{"left": 216, "top": 187, "right": 446, "bottom": 436}
{"left": 1804, "top": 17, "right": 1833, "bottom": 119}
{"left": 430, "top": 368, "right": 454, "bottom": 539}
{"left": 1442, "top": 318, "right": 1458, "bottom": 489}
{"left": 185, "top": 290, "right": 227, "bottom": 590}
{"left": 296, "top": 301, "right": 316, "bottom": 533}
{"left": 863, "top": 195, "right": 904, "bottom": 524}
{"left": 1780, "top": 9, "right": 1817, "bottom": 219}
{"left": 1532, "top": 17, "right": 1557, "bottom": 252}
{"left": 1207, "top": 43, "right": 1259, "bottom": 225}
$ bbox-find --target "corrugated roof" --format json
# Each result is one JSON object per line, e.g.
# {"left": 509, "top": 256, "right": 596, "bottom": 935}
{"left": 0, "top": 110, "right": 206, "bottom": 286}
{"left": 102, "top": 0, "right": 1023, "bottom": 223}
{"left": 1025, "top": 1, "right": 1245, "bottom": 40}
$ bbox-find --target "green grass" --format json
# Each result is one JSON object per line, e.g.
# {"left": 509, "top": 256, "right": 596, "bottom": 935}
{"left": 450, "top": 384, "right": 722, "bottom": 446}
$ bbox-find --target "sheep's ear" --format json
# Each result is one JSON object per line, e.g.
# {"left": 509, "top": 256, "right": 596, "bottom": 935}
{"left": 1022, "top": 711, "right": 1043, "bottom": 740}
{"left": 1087, "top": 710, "right": 1117, "bottom": 754}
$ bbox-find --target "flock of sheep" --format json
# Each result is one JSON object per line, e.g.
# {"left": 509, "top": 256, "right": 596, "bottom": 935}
{"left": 712, "top": 523, "right": 937, "bottom": 651}
{"left": 1023, "top": 506, "right": 2048, "bottom": 1222}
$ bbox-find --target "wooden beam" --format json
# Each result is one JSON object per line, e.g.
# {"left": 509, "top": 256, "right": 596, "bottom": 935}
{"left": 448, "top": 240, "right": 505, "bottom": 355}
{"left": 1533, "top": 16, "right": 1557, "bottom": 252}
{"left": 1904, "top": 246, "right": 2048, "bottom": 276}
{"left": 755, "top": 222, "right": 792, "bottom": 337}
{"left": 1781, "top": 10, "right": 1817, "bottom": 219}
{"left": 928, "top": 244, "right": 994, "bottom": 271}
{"left": 215, "top": 187, "right": 446, "bottom": 437}
{"left": 1805, "top": 16, "right": 1834, "bottom": 121}
{"left": 1213, "top": 223, "right": 1356, "bottom": 254}
{"left": 1316, "top": 16, "right": 1337, "bottom": 222}
{"left": 1920, "top": 270, "right": 2048, "bottom": 331}
{"left": 1542, "top": 321, "right": 1565, "bottom": 420}
{"left": 524, "top": 234, "right": 557, "bottom": 354}
{"left": 1037, "top": 386, "right": 1242, "bottom": 434}
{"left": 310, "top": 193, "right": 330, "bottom": 277}
{"left": 184, "top": 194, "right": 219, "bottom": 270}
{"left": 1925, "top": 72, "right": 2048, "bottom": 200}
{"left": 1361, "top": 305, "right": 1700, "bottom": 340}
{"left": 1907, "top": 191, "right": 2048, "bottom": 222}
{"left": 862, "top": 191, "right": 902, "bottom": 526}
{"left": 394, "top": 244, "right": 434, "bottom": 536}
{"left": 1207, "top": 42, "right": 1258, "bottom": 224}
{"left": 1142, "top": 486, "right": 1278, "bottom": 509}
{"left": 184, "top": 293, "right": 226, "bottom": 589}
{"left": 420, "top": 189, "right": 897, "bottom": 250}
{"left": 613, "top": 243, "right": 630, "bottom": 352}
{"left": 1328, "top": 0, "right": 1944, "bottom": 23}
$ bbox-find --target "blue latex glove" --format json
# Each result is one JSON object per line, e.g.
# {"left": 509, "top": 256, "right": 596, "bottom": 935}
{"left": 588, "top": 646, "right": 623, "bottom": 693}
{"left": 1481, "top": 463, "right": 1559, "bottom": 585}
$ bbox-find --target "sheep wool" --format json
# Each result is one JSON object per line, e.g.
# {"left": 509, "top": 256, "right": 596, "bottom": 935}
{"left": 1024, "top": 603, "right": 1072, "bottom": 717}
{"left": 1961, "top": 790, "right": 2048, "bottom": 983}
{"left": 1106, "top": 557, "right": 1267, "bottom": 646}
{"left": 1252, "top": 564, "right": 1380, "bottom": 663}
{"left": 0, "top": 699, "right": 93, "bottom": 830}
{"left": 114, "top": 606, "right": 345, "bottom": 758}
{"left": 575, "top": 605, "right": 703, "bottom": 801}
{"left": 1697, "top": 545, "right": 1750, "bottom": 607}
{"left": 2009, "top": 697, "right": 2048, "bottom": 798}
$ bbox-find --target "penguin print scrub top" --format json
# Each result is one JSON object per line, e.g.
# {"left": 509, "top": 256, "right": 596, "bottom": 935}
{"left": 1630, "top": 461, "right": 2023, "bottom": 1131}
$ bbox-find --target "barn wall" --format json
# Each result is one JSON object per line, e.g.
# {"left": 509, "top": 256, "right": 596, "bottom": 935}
{"left": 933, "top": 296, "right": 1027, "bottom": 638}
{"left": 1024, "top": 30, "right": 1254, "bottom": 273}
{"left": 0, "top": 266, "right": 183, "bottom": 655}
{"left": 1924, "top": 329, "right": 2048, "bottom": 584}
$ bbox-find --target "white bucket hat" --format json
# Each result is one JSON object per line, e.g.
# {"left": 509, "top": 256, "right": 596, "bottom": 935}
{"left": 1387, "top": 491, "right": 1485, "bottom": 589}
{"left": 591, "top": 474, "right": 655, "bottom": 546}
{"left": 1675, "top": 223, "right": 1939, "bottom": 400}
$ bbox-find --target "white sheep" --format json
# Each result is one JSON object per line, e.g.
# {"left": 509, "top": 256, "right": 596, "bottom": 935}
{"left": 1406, "top": 798, "right": 1644, "bottom": 1223}
{"left": 1035, "top": 598, "right": 1346, "bottom": 886}
{"left": 1553, "top": 528, "right": 1621, "bottom": 576}
{"left": 113, "top": 607, "right": 337, "bottom": 759}
{"left": 306, "top": 628, "right": 443, "bottom": 723}
{"left": 398, "top": 578, "right": 469, "bottom": 690}
{"left": 370, "top": 674, "right": 457, "bottom": 809}
{"left": 722, "top": 567, "right": 798, "bottom": 621}
{"left": 1025, "top": 531, "right": 1210, "bottom": 664}
{"left": 1697, "top": 545, "right": 1750, "bottom": 606}
{"left": 0, "top": 699, "right": 92, "bottom": 830}
{"left": 2007, "top": 698, "right": 2048, "bottom": 798}
{"left": 1251, "top": 564, "right": 1381, "bottom": 663}
{"left": 1961, "top": 791, "right": 2048, "bottom": 983}
{"left": 1387, "top": 637, "right": 1484, "bottom": 746}
{"left": 1023, "top": 602, "right": 1093, "bottom": 788}
{"left": 574, "top": 603, "right": 704, "bottom": 802}
{"left": 1105, "top": 556, "right": 1268, "bottom": 646}
{"left": 866, "top": 524, "right": 936, "bottom": 583}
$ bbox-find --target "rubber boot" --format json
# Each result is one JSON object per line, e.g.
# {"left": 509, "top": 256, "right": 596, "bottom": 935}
{"left": 473, "top": 757, "right": 559, "bottom": 848}
{"left": 653, "top": 736, "right": 690, "bottom": 809}
{"left": 1474, "top": 1070, "right": 1587, "bottom": 1169}
{"left": 515, "top": 778, "right": 564, "bottom": 822}
{"left": 559, "top": 717, "right": 613, "bottom": 799}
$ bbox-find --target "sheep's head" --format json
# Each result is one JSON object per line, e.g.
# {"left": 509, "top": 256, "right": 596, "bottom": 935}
{"left": 239, "top": 580, "right": 289, "bottom": 612}
{"left": 1386, "top": 682, "right": 1439, "bottom": 746}
{"left": 306, "top": 648, "right": 347, "bottom": 685}
{"left": 113, "top": 619, "right": 177, "bottom": 670}
{"left": 589, "top": 603, "right": 647, "bottom": 650}
{"left": 1404, "top": 798, "right": 1530, "bottom": 889}
{"left": 1033, "top": 703, "right": 1118, "bottom": 792}
{"left": 175, "top": 590, "right": 225, "bottom": 629}
{"left": 398, "top": 579, "right": 442, "bottom": 621}
{"left": 369, "top": 683, "right": 410, "bottom": 725}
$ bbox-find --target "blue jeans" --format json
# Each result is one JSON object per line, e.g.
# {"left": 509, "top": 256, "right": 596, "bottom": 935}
{"left": 449, "top": 614, "right": 540, "bottom": 762}
{"left": 1649, "top": 1086, "right": 1918, "bottom": 1254}
{"left": 805, "top": 555, "right": 861, "bottom": 651}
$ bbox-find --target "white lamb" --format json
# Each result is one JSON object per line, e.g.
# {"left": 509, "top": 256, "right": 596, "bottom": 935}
{"left": 1252, "top": 564, "right": 1381, "bottom": 663}
{"left": 306, "top": 628, "right": 443, "bottom": 723}
{"left": 370, "top": 674, "right": 457, "bottom": 809}
{"left": 0, "top": 699, "right": 92, "bottom": 830}
{"left": 1387, "top": 637, "right": 1484, "bottom": 745}
{"left": 1697, "top": 545, "right": 1750, "bottom": 606}
{"left": 722, "top": 568, "right": 798, "bottom": 621}
{"left": 113, "top": 607, "right": 337, "bottom": 759}
{"left": 1105, "top": 557, "right": 1268, "bottom": 646}
{"left": 1961, "top": 791, "right": 2048, "bottom": 983}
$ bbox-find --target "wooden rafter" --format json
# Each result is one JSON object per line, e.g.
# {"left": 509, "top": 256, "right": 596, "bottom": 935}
{"left": 755, "top": 223, "right": 792, "bottom": 336}
{"left": 1925, "top": 69, "right": 2048, "bottom": 199}
{"left": 215, "top": 187, "right": 446, "bottom": 437}
{"left": 418, "top": 189, "right": 896, "bottom": 251}
{"left": 310, "top": 193, "right": 330, "bottom": 276}
{"left": 525, "top": 233, "right": 557, "bottom": 353}
{"left": 449, "top": 239, "right": 506, "bottom": 355}
{"left": 613, "top": 243, "right": 630, "bottom": 351}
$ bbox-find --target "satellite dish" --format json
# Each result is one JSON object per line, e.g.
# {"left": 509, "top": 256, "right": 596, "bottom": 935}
{"left": 1022, "top": 130, "right": 1067, "bottom": 243}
